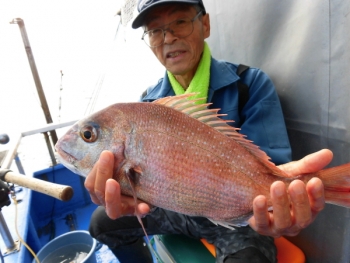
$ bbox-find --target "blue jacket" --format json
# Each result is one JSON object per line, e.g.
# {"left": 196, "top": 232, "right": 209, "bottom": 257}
{"left": 141, "top": 57, "right": 291, "bottom": 165}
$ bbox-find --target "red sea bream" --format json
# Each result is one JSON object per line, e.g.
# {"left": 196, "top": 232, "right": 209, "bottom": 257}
{"left": 55, "top": 94, "right": 350, "bottom": 227}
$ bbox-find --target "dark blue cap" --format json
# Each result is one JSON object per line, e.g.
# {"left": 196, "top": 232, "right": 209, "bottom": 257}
{"left": 132, "top": 0, "right": 206, "bottom": 29}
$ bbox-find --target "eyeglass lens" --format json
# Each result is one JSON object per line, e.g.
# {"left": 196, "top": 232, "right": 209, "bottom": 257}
{"left": 143, "top": 12, "right": 202, "bottom": 47}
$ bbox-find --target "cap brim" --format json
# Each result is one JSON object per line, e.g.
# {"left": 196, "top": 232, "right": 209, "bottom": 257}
{"left": 131, "top": 0, "right": 203, "bottom": 29}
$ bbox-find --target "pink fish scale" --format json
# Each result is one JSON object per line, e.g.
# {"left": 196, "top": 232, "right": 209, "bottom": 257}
{"left": 118, "top": 103, "right": 272, "bottom": 220}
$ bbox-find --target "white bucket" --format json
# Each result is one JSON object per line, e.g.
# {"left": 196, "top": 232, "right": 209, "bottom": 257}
{"left": 33, "top": 230, "right": 97, "bottom": 263}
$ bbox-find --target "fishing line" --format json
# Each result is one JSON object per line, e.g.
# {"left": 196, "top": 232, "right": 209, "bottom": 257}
{"left": 83, "top": 14, "right": 120, "bottom": 116}
{"left": 84, "top": 0, "right": 131, "bottom": 116}
{"left": 12, "top": 194, "right": 40, "bottom": 263}
{"left": 58, "top": 70, "right": 64, "bottom": 123}
{"left": 125, "top": 173, "right": 164, "bottom": 263}
{"left": 85, "top": 74, "right": 105, "bottom": 116}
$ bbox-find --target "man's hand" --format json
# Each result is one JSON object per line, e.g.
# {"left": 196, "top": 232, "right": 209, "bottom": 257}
{"left": 84, "top": 150, "right": 150, "bottom": 219}
{"left": 248, "top": 149, "right": 333, "bottom": 237}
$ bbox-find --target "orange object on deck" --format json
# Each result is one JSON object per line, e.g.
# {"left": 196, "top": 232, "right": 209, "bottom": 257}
{"left": 200, "top": 236, "right": 305, "bottom": 263}
{"left": 200, "top": 239, "right": 216, "bottom": 257}
{"left": 274, "top": 236, "right": 305, "bottom": 263}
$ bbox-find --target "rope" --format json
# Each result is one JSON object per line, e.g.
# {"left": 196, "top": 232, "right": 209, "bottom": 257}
{"left": 12, "top": 195, "right": 40, "bottom": 263}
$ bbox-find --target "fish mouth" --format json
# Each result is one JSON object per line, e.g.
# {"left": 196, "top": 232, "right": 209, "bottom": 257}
{"left": 56, "top": 148, "right": 85, "bottom": 176}
{"left": 56, "top": 146, "right": 78, "bottom": 164}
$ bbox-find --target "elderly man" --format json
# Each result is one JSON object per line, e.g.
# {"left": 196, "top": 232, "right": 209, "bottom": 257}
{"left": 86, "top": 0, "right": 329, "bottom": 262}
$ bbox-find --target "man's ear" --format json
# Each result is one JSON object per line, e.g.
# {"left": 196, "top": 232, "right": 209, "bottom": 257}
{"left": 202, "top": 13, "right": 210, "bottom": 39}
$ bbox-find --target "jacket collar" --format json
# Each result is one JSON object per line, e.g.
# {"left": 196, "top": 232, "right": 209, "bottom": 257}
{"left": 142, "top": 57, "right": 240, "bottom": 102}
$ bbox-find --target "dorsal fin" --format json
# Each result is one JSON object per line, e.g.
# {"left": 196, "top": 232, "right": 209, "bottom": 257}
{"left": 153, "top": 93, "right": 289, "bottom": 176}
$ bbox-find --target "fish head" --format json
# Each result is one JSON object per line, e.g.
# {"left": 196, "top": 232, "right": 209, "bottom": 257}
{"left": 55, "top": 105, "right": 132, "bottom": 177}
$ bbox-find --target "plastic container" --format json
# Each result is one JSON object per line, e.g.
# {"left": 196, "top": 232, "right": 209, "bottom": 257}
{"left": 33, "top": 230, "right": 97, "bottom": 263}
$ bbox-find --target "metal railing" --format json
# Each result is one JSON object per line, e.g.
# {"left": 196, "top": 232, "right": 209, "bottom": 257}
{"left": 0, "top": 120, "right": 76, "bottom": 256}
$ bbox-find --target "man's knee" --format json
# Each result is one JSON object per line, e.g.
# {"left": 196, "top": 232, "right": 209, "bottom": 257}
{"left": 89, "top": 206, "right": 111, "bottom": 238}
{"left": 224, "top": 247, "right": 272, "bottom": 263}
{"left": 88, "top": 206, "right": 147, "bottom": 248}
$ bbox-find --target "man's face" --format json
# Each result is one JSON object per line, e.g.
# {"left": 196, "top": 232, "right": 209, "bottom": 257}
{"left": 143, "top": 4, "right": 210, "bottom": 78}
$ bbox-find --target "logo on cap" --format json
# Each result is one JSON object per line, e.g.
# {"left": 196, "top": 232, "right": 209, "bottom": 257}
{"left": 138, "top": 0, "right": 158, "bottom": 12}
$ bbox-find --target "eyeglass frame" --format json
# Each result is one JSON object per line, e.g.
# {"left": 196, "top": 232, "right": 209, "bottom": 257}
{"left": 141, "top": 10, "right": 204, "bottom": 48}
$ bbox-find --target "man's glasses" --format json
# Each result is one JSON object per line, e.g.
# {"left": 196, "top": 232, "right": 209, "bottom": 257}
{"left": 142, "top": 11, "right": 203, "bottom": 48}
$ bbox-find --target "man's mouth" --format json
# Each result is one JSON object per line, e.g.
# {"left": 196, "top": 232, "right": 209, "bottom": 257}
{"left": 167, "top": 51, "right": 184, "bottom": 58}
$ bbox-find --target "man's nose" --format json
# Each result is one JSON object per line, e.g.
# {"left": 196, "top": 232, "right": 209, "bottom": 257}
{"left": 163, "top": 29, "right": 178, "bottom": 44}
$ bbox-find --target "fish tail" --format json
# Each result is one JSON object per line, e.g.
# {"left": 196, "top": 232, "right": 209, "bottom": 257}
{"left": 316, "top": 163, "right": 350, "bottom": 208}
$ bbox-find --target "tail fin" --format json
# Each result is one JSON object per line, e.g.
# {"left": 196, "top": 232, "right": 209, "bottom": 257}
{"left": 317, "top": 163, "right": 350, "bottom": 208}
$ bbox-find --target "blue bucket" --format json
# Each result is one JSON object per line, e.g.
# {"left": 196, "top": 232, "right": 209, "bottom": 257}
{"left": 33, "top": 230, "right": 97, "bottom": 263}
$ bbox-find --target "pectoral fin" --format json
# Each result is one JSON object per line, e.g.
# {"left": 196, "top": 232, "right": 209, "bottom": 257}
{"left": 208, "top": 212, "right": 253, "bottom": 230}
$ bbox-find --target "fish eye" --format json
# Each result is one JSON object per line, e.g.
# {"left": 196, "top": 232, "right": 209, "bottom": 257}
{"left": 80, "top": 125, "right": 98, "bottom": 143}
